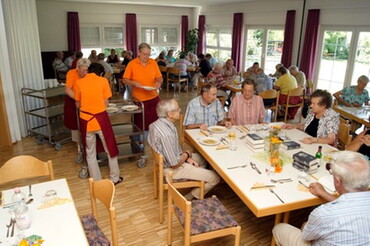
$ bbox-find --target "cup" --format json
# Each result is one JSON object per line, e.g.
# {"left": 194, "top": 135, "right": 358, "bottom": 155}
{"left": 228, "top": 131, "right": 237, "bottom": 151}
{"left": 48, "top": 79, "right": 54, "bottom": 88}
{"left": 53, "top": 79, "right": 59, "bottom": 87}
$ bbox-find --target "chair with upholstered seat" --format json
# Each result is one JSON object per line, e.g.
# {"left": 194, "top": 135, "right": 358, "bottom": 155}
{"left": 166, "top": 172, "right": 241, "bottom": 246}
{"left": 167, "top": 67, "right": 188, "bottom": 93}
{"left": 281, "top": 87, "right": 305, "bottom": 123}
{"left": 259, "top": 90, "right": 280, "bottom": 122}
{"left": 151, "top": 146, "right": 204, "bottom": 224}
{"left": 81, "top": 178, "right": 118, "bottom": 246}
{"left": 0, "top": 155, "right": 54, "bottom": 185}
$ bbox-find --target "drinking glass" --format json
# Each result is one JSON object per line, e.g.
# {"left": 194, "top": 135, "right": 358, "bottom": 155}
{"left": 228, "top": 131, "right": 237, "bottom": 151}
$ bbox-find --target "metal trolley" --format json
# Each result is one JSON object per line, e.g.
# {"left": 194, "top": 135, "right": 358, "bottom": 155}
{"left": 22, "top": 86, "right": 70, "bottom": 150}
{"left": 78, "top": 98, "right": 146, "bottom": 178}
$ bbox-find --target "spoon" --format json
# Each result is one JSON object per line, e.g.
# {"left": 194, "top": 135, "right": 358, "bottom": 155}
{"left": 227, "top": 164, "right": 247, "bottom": 169}
{"left": 6, "top": 218, "right": 12, "bottom": 238}
{"left": 26, "top": 185, "right": 33, "bottom": 204}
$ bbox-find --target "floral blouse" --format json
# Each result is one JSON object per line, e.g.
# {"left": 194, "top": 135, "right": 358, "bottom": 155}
{"left": 304, "top": 108, "right": 339, "bottom": 138}
{"left": 342, "top": 86, "right": 369, "bottom": 105}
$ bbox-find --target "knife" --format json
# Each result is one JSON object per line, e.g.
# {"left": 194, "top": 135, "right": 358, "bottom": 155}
{"left": 298, "top": 181, "right": 309, "bottom": 189}
{"left": 250, "top": 185, "right": 276, "bottom": 189}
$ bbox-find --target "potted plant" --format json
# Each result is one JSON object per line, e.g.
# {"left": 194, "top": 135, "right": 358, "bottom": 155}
{"left": 177, "top": 28, "right": 199, "bottom": 58}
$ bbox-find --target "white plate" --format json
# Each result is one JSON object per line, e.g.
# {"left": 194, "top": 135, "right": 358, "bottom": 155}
{"left": 140, "top": 86, "right": 157, "bottom": 91}
{"left": 199, "top": 137, "right": 220, "bottom": 146}
{"left": 106, "top": 107, "right": 119, "bottom": 113}
{"left": 208, "top": 126, "right": 227, "bottom": 134}
{"left": 108, "top": 103, "right": 116, "bottom": 107}
{"left": 122, "top": 105, "right": 139, "bottom": 111}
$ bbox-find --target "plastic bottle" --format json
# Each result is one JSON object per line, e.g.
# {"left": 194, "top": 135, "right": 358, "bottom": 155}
{"left": 11, "top": 188, "right": 26, "bottom": 207}
{"left": 15, "top": 203, "right": 31, "bottom": 230}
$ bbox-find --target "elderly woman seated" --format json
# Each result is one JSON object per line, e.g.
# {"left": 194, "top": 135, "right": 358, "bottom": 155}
{"left": 346, "top": 129, "right": 370, "bottom": 160}
{"left": 334, "top": 75, "right": 369, "bottom": 107}
{"left": 207, "top": 62, "right": 228, "bottom": 98}
{"left": 282, "top": 89, "right": 339, "bottom": 146}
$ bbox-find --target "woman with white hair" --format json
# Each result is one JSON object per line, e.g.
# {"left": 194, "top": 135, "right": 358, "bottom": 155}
{"left": 334, "top": 75, "right": 369, "bottom": 107}
{"left": 207, "top": 62, "right": 228, "bottom": 98}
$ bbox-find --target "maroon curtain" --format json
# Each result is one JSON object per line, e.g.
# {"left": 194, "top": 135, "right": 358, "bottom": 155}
{"left": 181, "top": 16, "right": 189, "bottom": 51}
{"left": 300, "top": 9, "right": 320, "bottom": 80}
{"left": 197, "top": 15, "right": 206, "bottom": 54}
{"left": 67, "top": 12, "right": 81, "bottom": 51}
{"left": 231, "top": 13, "right": 243, "bottom": 72}
{"left": 126, "top": 14, "right": 138, "bottom": 58}
{"left": 281, "top": 10, "right": 296, "bottom": 67}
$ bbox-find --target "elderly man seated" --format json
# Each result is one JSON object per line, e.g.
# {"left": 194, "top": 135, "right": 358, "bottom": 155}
{"left": 289, "top": 65, "right": 306, "bottom": 88}
{"left": 97, "top": 53, "right": 113, "bottom": 74}
{"left": 246, "top": 62, "right": 259, "bottom": 75}
{"left": 207, "top": 62, "right": 228, "bottom": 98}
{"left": 229, "top": 79, "right": 265, "bottom": 125}
{"left": 273, "top": 151, "right": 370, "bottom": 246}
{"left": 255, "top": 68, "right": 272, "bottom": 94}
{"left": 148, "top": 98, "right": 220, "bottom": 200}
{"left": 52, "top": 51, "right": 69, "bottom": 80}
{"left": 222, "top": 59, "right": 238, "bottom": 79}
{"left": 184, "top": 84, "right": 231, "bottom": 130}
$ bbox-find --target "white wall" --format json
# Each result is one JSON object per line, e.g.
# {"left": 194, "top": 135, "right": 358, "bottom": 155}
{"left": 36, "top": 0, "right": 194, "bottom": 51}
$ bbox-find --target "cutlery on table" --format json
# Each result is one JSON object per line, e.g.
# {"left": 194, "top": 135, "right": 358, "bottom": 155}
{"left": 298, "top": 180, "right": 309, "bottom": 189}
{"left": 271, "top": 178, "right": 293, "bottom": 184}
{"left": 227, "top": 164, "right": 247, "bottom": 170}
{"left": 10, "top": 215, "right": 16, "bottom": 237}
{"left": 6, "top": 218, "right": 12, "bottom": 238}
{"left": 269, "top": 188, "right": 285, "bottom": 203}
{"left": 26, "top": 185, "right": 33, "bottom": 204}
{"left": 239, "top": 134, "right": 247, "bottom": 140}
{"left": 250, "top": 162, "right": 261, "bottom": 174}
{"left": 221, "top": 137, "right": 229, "bottom": 144}
{"left": 235, "top": 127, "right": 243, "bottom": 133}
{"left": 250, "top": 185, "right": 276, "bottom": 189}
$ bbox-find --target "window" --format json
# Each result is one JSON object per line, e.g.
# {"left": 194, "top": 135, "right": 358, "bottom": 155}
{"left": 244, "top": 27, "right": 284, "bottom": 75}
{"left": 139, "top": 25, "right": 179, "bottom": 58}
{"left": 205, "top": 26, "right": 232, "bottom": 62}
{"left": 80, "top": 25, "right": 124, "bottom": 59}
{"left": 315, "top": 27, "right": 370, "bottom": 94}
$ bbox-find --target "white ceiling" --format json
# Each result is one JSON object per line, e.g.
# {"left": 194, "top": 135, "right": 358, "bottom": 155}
{"left": 42, "top": 0, "right": 273, "bottom": 8}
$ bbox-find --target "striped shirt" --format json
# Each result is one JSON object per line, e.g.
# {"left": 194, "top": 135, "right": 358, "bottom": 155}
{"left": 183, "top": 96, "right": 225, "bottom": 127}
{"left": 302, "top": 191, "right": 370, "bottom": 246}
{"left": 148, "top": 118, "right": 182, "bottom": 168}
{"left": 229, "top": 94, "right": 265, "bottom": 125}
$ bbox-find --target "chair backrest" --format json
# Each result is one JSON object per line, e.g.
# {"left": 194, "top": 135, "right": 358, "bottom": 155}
{"left": 151, "top": 146, "right": 164, "bottom": 176}
{"left": 88, "top": 178, "right": 118, "bottom": 246}
{"left": 179, "top": 113, "right": 185, "bottom": 148}
{"left": 167, "top": 67, "right": 181, "bottom": 76}
{"left": 159, "top": 66, "right": 168, "bottom": 73}
{"left": 339, "top": 116, "right": 350, "bottom": 125}
{"left": 197, "top": 79, "right": 207, "bottom": 95}
{"left": 337, "top": 122, "right": 352, "bottom": 150}
{"left": 259, "top": 89, "right": 279, "bottom": 100}
{"left": 288, "top": 87, "right": 305, "bottom": 97}
{"left": 0, "top": 155, "right": 54, "bottom": 185}
{"left": 307, "top": 79, "right": 314, "bottom": 90}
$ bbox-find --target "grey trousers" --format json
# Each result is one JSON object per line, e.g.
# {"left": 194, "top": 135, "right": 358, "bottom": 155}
{"left": 85, "top": 130, "right": 120, "bottom": 182}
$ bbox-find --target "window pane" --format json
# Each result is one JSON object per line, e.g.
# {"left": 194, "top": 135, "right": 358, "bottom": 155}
{"left": 351, "top": 31, "right": 370, "bottom": 91}
{"left": 317, "top": 31, "right": 352, "bottom": 93}
{"left": 265, "top": 29, "right": 284, "bottom": 75}
{"left": 161, "top": 27, "right": 178, "bottom": 44}
{"left": 81, "top": 26, "right": 100, "bottom": 46}
{"left": 141, "top": 27, "right": 158, "bottom": 44}
{"left": 218, "top": 49, "right": 232, "bottom": 62}
{"left": 104, "top": 27, "right": 123, "bottom": 45}
{"left": 245, "top": 29, "right": 263, "bottom": 71}
{"left": 206, "top": 48, "right": 219, "bottom": 60}
{"left": 220, "top": 28, "right": 232, "bottom": 48}
{"left": 206, "top": 27, "right": 218, "bottom": 47}
{"left": 81, "top": 48, "right": 102, "bottom": 58}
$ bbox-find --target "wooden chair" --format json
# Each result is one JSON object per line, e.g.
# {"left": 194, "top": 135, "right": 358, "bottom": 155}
{"left": 196, "top": 79, "right": 207, "bottom": 95}
{"left": 179, "top": 113, "right": 195, "bottom": 150}
{"left": 54, "top": 68, "right": 66, "bottom": 83}
{"left": 151, "top": 146, "right": 204, "bottom": 224}
{"left": 159, "top": 66, "right": 168, "bottom": 90}
{"left": 337, "top": 122, "right": 352, "bottom": 150}
{"left": 167, "top": 67, "right": 188, "bottom": 93}
{"left": 259, "top": 90, "right": 280, "bottom": 122}
{"left": 81, "top": 178, "right": 118, "bottom": 246}
{"left": 0, "top": 155, "right": 54, "bottom": 185}
{"left": 281, "top": 87, "right": 305, "bottom": 123}
{"left": 166, "top": 172, "right": 241, "bottom": 246}
{"left": 104, "top": 72, "right": 115, "bottom": 94}
{"left": 306, "top": 79, "right": 314, "bottom": 95}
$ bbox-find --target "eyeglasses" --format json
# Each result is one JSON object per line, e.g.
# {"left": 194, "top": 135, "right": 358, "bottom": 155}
{"left": 326, "top": 163, "right": 332, "bottom": 175}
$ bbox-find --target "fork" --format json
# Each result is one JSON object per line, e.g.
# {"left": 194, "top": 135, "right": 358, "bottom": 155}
{"left": 26, "top": 185, "right": 33, "bottom": 204}
{"left": 6, "top": 218, "right": 12, "bottom": 237}
{"left": 271, "top": 178, "right": 293, "bottom": 184}
{"left": 250, "top": 162, "right": 261, "bottom": 174}
{"left": 269, "top": 188, "right": 285, "bottom": 203}
{"left": 227, "top": 164, "right": 247, "bottom": 169}
{"left": 10, "top": 215, "right": 16, "bottom": 237}
{"left": 239, "top": 134, "right": 247, "bottom": 140}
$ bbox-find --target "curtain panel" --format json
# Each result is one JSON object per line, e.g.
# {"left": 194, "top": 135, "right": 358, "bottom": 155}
{"left": 126, "top": 14, "right": 138, "bottom": 58}
{"left": 281, "top": 10, "right": 296, "bottom": 68}
{"left": 181, "top": 16, "right": 189, "bottom": 51}
{"left": 197, "top": 15, "right": 205, "bottom": 55}
{"left": 300, "top": 9, "right": 320, "bottom": 80}
{"left": 67, "top": 12, "right": 81, "bottom": 51}
{"left": 231, "top": 13, "right": 243, "bottom": 72}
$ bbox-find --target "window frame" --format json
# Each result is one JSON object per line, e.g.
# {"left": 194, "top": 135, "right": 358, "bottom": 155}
{"left": 80, "top": 24, "right": 125, "bottom": 51}
{"left": 205, "top": 25, "right": 232, "bottom": 60}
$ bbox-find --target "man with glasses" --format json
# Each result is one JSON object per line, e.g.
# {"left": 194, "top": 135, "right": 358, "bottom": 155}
{"left": 273, "top": 151, "right": 370, "bottom": 245}
{"left": 148, "top": 98, "right": 220, "bottom": 200}
{"left": 123, "top": 43, "right": 163, "bottom": 165}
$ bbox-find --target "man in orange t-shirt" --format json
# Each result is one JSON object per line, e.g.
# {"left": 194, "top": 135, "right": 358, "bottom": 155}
{"left": 74, "top": 63, "right": 122, "bottom": 185}
{"left": 123, "top": 42, "right": 163, "bottom": 133}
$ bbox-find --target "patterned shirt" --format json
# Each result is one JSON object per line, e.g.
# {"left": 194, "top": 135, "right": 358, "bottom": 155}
{"left": 148, "top": 118, "right": 182, "bottom": 168}
{"left": 302, "top": 191, "right": 370, "bottom": 246}
{"left": 174, "top": 59, "right": 192, "bottom": 76}
{"left": 255, "top": 73, "right": 273, "bottom": 93}
{"left": 341, "top": 86, "right": 369, "bottom": 105}
{"left": 229, "top": 94, "right": 265, "bottom": 125}
{"left": 207, "top": 70, "right": 226, "bottom": 89}
{"left": 52, "top": 58, "right": 68, "bottom": 73}
{"left": 222, "top": 65, "right": 238, "bottom": 79}
{"left": 304, "top": 108, "right": 339, "bottom": 138}
{"left": 184, "top": 96, "right": 225, "bottom": 126}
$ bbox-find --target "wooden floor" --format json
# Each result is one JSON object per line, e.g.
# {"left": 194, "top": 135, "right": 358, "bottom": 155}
{"left": 0, "top": 88, "right": 313, "bottom": 246}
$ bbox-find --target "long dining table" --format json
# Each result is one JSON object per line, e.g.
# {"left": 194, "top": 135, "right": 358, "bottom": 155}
{"left": 333, "top": 105, "right": 370, "bottom": 128}
{"left": 185, "top": 124, "right": 337, "bottom": 245}
{"left": 0, "top": 178, "right": 88, "bottom": 246}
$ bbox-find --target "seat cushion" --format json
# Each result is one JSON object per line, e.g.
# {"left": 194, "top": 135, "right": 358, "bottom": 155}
{"left": 174, "top": 197, "right": 238, "bottom": 235}
{"left": 81, "top": 214, "right": 110, "bottom": 246}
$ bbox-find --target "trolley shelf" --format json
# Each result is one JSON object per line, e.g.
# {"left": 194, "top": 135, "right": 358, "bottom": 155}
{"left": 26, "top": 104, "right": 64, "bottom": 118}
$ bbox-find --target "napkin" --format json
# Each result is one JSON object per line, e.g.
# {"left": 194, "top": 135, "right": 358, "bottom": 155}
{"left": 318, "top": 175, "right": 335, "bottom": 193}
{"left": 216, "top": 144, "right": 228, "bottom": 150}
{"left": 38, "top": 198, "right": 72, "bottom": 209}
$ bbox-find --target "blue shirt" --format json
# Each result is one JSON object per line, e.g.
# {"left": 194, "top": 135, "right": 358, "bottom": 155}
{"left": 302, "top": 191, "right": 370, "bottom": 246}
{"left": 183, "top": 96, "right": 225, "bottom": 126}
{"left": 342, "top": 86, "right": 369, "bottom": 105}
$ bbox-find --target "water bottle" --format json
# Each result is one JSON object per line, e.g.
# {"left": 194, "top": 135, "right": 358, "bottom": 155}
{"left": 15, "top": 203, "right": 31, "bottom": 230}
{"left": 11, "top": 188, "right": 26, "bottom": 208}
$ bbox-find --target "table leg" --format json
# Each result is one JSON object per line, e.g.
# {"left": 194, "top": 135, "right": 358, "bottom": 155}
{"left": 283, "top": 211, "right": 290, "bottom": 223}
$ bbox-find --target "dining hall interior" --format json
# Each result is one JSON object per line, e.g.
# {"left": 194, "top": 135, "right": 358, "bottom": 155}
{"left": 0, "top": 0, "right": 370, "bottom": 245}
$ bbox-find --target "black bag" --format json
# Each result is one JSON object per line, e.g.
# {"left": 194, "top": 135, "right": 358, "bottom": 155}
{"left": 302, "top": 100, "right": 309, "bottom": 118}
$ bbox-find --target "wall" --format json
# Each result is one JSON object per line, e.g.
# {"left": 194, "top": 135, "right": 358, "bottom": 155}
{"left": 36, "top": 0, "right": 194, "bottom": 51}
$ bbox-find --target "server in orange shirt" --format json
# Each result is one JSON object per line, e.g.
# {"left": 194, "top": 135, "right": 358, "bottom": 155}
{"left": 123, "top": 43, "right": 163, "bottom": 144}
{"left": 74, "top": 63, "right": 123, "bottom": 185}
{"left": 64, "top": 58, "right": 90, "bottom": 153}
